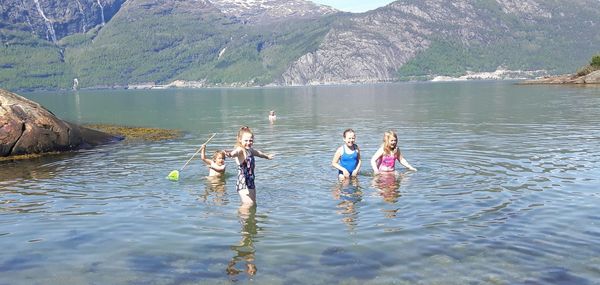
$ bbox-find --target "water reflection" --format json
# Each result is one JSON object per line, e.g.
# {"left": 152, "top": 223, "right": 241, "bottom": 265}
{"left": 227, "top": 205, "right": 259, "bottom": 279}
{"left": 331, "top": 178, "right": 362, "bottom": 231}
{"left": 198, "top": 176, "right": 229, "bottom": 206}
{"left": 371, "top": 172, "right": 401, "bottom": 204}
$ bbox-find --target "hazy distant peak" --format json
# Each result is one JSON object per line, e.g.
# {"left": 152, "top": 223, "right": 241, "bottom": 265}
{"left": 208, "top": 0, "right": 338, "bottom": 22}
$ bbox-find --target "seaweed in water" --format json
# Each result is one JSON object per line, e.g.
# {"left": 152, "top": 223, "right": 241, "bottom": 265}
{"left": 523, "top": 267, "right": 590, "bottom": 285}
{"left": 0, "top": 254, "right": 44, "bottom": 272}
{"left": 319, "top": 246, "right": 381, "bottom": 280}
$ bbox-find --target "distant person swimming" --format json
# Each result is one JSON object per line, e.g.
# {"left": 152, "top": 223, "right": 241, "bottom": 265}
{"left": 268, "top": 110, "right": 276, "bottom": 123}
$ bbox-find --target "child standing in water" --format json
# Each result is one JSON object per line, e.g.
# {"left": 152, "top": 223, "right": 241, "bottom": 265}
{"left": 200, "top": 144, "right": 226, "bottom": 177}
{"left": 370, "top": 130, "right": 417, "bottom": 173}
{"left": 227, "top": 126, "right": 273, "bottom": 206}
{"left": 332, "top": 129, "right": 362, "bottom": 180}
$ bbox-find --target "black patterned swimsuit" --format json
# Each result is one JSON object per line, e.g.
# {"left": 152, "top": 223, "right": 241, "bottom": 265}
{"left": 236, "top": 149, "right": 255, "bottom": 190}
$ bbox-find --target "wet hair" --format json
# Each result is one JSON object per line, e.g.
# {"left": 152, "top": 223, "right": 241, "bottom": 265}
{"left": 342, "top": 128, "right": 355, "bottom": 138}
{"left": 382, "top": 130, "right": 398, "bottom": 155}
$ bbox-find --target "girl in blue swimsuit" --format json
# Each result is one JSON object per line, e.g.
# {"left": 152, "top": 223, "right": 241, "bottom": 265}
{"left": 227, "top": 126, "right": 273, "bottom": 206}
{"left": 331, "top": 128, "right": 362, "bottom": 180}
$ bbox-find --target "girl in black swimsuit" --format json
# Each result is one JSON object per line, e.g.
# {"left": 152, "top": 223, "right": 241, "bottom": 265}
{"left": 227, "top": 126, "right": 273, "bottom": 206}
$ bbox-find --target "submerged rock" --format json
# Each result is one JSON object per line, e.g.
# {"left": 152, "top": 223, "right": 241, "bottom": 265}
{"left": 0, "top": 89, "right": 121, "bottom": 158}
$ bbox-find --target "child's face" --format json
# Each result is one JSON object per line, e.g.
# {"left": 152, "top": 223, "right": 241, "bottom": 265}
{"left": 343, "top": 132, "right": 356, "bottom": 146}
{"left": 387, "top": 137, "right": 397, "bottom": 149}
{"left": 240, "top": 133, "right": 254, "bottom": 149}
{"left": 215, "top": 155, "right": 225, "bottom": 166}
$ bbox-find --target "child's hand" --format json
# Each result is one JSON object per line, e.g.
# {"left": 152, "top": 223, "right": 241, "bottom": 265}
{"left": 351, "top": 169, "right": 359, "bottom": 177}
{"left": 266, "top": 154, "right": 274, "bottom": 160}
{"left": 409, "top": 167, "right": 417, "bottom": 171}
{"left": 342, "top": 169, "right": 350, "bottom": 178}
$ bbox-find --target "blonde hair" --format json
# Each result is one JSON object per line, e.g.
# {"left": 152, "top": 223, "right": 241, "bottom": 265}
{"left": 212, "top": 150, "right": 225, "bottom": 161}
{"left": 235, "top": 126, "right": 253, "bottom": 148}
{"left": 382, "top": 130, "right": 398, "bottom": 155}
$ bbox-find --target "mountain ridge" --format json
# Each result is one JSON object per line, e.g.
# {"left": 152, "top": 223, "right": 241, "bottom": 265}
{"left": 1, "top": 0, "right": 599, "bottom": 91}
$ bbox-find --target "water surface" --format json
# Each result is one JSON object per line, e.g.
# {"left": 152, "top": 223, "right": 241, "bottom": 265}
{"left": 1, "top": 82, "right": 599, "bottom": 284}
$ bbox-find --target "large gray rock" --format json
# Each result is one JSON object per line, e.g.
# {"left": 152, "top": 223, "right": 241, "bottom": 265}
{"left": 0, "top": 89, "right": 121, "bottom": 157}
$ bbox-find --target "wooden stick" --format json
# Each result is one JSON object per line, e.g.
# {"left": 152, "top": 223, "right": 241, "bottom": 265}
{"left": 180, "top": 133, "right": 216, "bottom": 171}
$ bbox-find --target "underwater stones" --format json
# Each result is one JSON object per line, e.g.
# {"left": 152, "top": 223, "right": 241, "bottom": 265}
{"left": 319, "top": 246, "right": 381, "bottom": 280}
{"left": 0, "top": 88, "right": 121, "bottom": 158}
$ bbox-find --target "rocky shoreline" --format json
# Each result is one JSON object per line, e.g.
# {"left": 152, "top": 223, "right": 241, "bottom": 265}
{"left": 519, "top": 70, "right": 600, "bottom": 85}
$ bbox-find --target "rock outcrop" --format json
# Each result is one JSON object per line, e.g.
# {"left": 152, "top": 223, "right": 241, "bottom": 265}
{"left": 520, "top": 70, "right": 600, "bottom": 84}
{"left": 0, "top": 89, "right": 121, "bottom": 157}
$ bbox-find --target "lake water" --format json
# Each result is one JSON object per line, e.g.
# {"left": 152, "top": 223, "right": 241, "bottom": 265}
{"left": 1, "top": 82, "right": 599, "bottom": 284}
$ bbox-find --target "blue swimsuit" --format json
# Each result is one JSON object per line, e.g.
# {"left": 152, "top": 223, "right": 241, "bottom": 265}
{"left": 236, "top": 149, "right": 255, "bottom": 190}
{"left": 339, "top": 144, "right": 359, "bottom": 176}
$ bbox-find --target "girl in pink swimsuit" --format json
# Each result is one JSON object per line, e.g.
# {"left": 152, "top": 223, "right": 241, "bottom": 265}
{"left": 370, "top": 130, "right": 417, "bottom": 174}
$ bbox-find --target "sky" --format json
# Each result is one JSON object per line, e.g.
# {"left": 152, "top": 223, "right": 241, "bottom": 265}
{"left": 311, "top": 0, "right": 396, "bottom": 13}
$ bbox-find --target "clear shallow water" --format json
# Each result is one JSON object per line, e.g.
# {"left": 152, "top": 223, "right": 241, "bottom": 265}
{"left": 1, "top": 82, "right": 599, "bottom": 284}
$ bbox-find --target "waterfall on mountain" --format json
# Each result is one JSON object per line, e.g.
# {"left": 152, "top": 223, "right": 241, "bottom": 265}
{"left": 97, "top": 0, "right": 106, "bottom": 26}
{"left": 33, "top": 0, "right": 57, "bottom": 43}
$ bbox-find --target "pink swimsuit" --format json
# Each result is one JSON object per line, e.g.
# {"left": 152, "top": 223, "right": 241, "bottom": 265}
{"left": 378, "top": 154, "right": 396, "bottom": 172}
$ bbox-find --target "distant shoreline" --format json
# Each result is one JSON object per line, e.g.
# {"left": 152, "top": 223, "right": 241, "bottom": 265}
{"left": 518, "top": 70, "right": 600, "bottom": 85}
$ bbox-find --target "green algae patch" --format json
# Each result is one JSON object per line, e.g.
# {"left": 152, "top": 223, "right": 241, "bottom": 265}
{"left": 83, "top": 124, "right": 182, "bottom": 141}
{"left": 0, "top": 152, "right": 64, "bottom": 162}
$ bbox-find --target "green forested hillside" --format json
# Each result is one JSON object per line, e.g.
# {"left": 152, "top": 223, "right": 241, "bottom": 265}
{"left": 398, "top": 1, "right": 600, "bottom": 78}
{"left": 0, "top": 28, "right": 74, "bottom": 90}
{"left": 64, "top": 0, "right": 334, "bottom": 88}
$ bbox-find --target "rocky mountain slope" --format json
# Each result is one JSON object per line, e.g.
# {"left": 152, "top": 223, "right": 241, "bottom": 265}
{"left": 0, "top": 0, "right": 125, "bottom": 42}
{"left": 210, "top": 0, "right": 338, "bottom": 23}
{"left": 282, "top": 0, "right": 600, "bottom": 84}
{"left": 1, "top": 0, "right": 599, "bottom": 90}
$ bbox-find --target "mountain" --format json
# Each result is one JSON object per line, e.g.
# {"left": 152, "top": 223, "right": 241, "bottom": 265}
{"left": 283, "top": 0, "right": 600, "bottom": 84}
{"left": 210, "top": 0, "right": 338, "bottom": 23}
{"left": 1, "top": 0, "right": 599, "bottom": 91}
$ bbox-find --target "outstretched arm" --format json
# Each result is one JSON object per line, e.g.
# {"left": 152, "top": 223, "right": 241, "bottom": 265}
{"left": 397, "top": 150, "right": 417, "bottom": 171}
{"left": 252, "top": 148, "right": 274, "bottom": 160}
